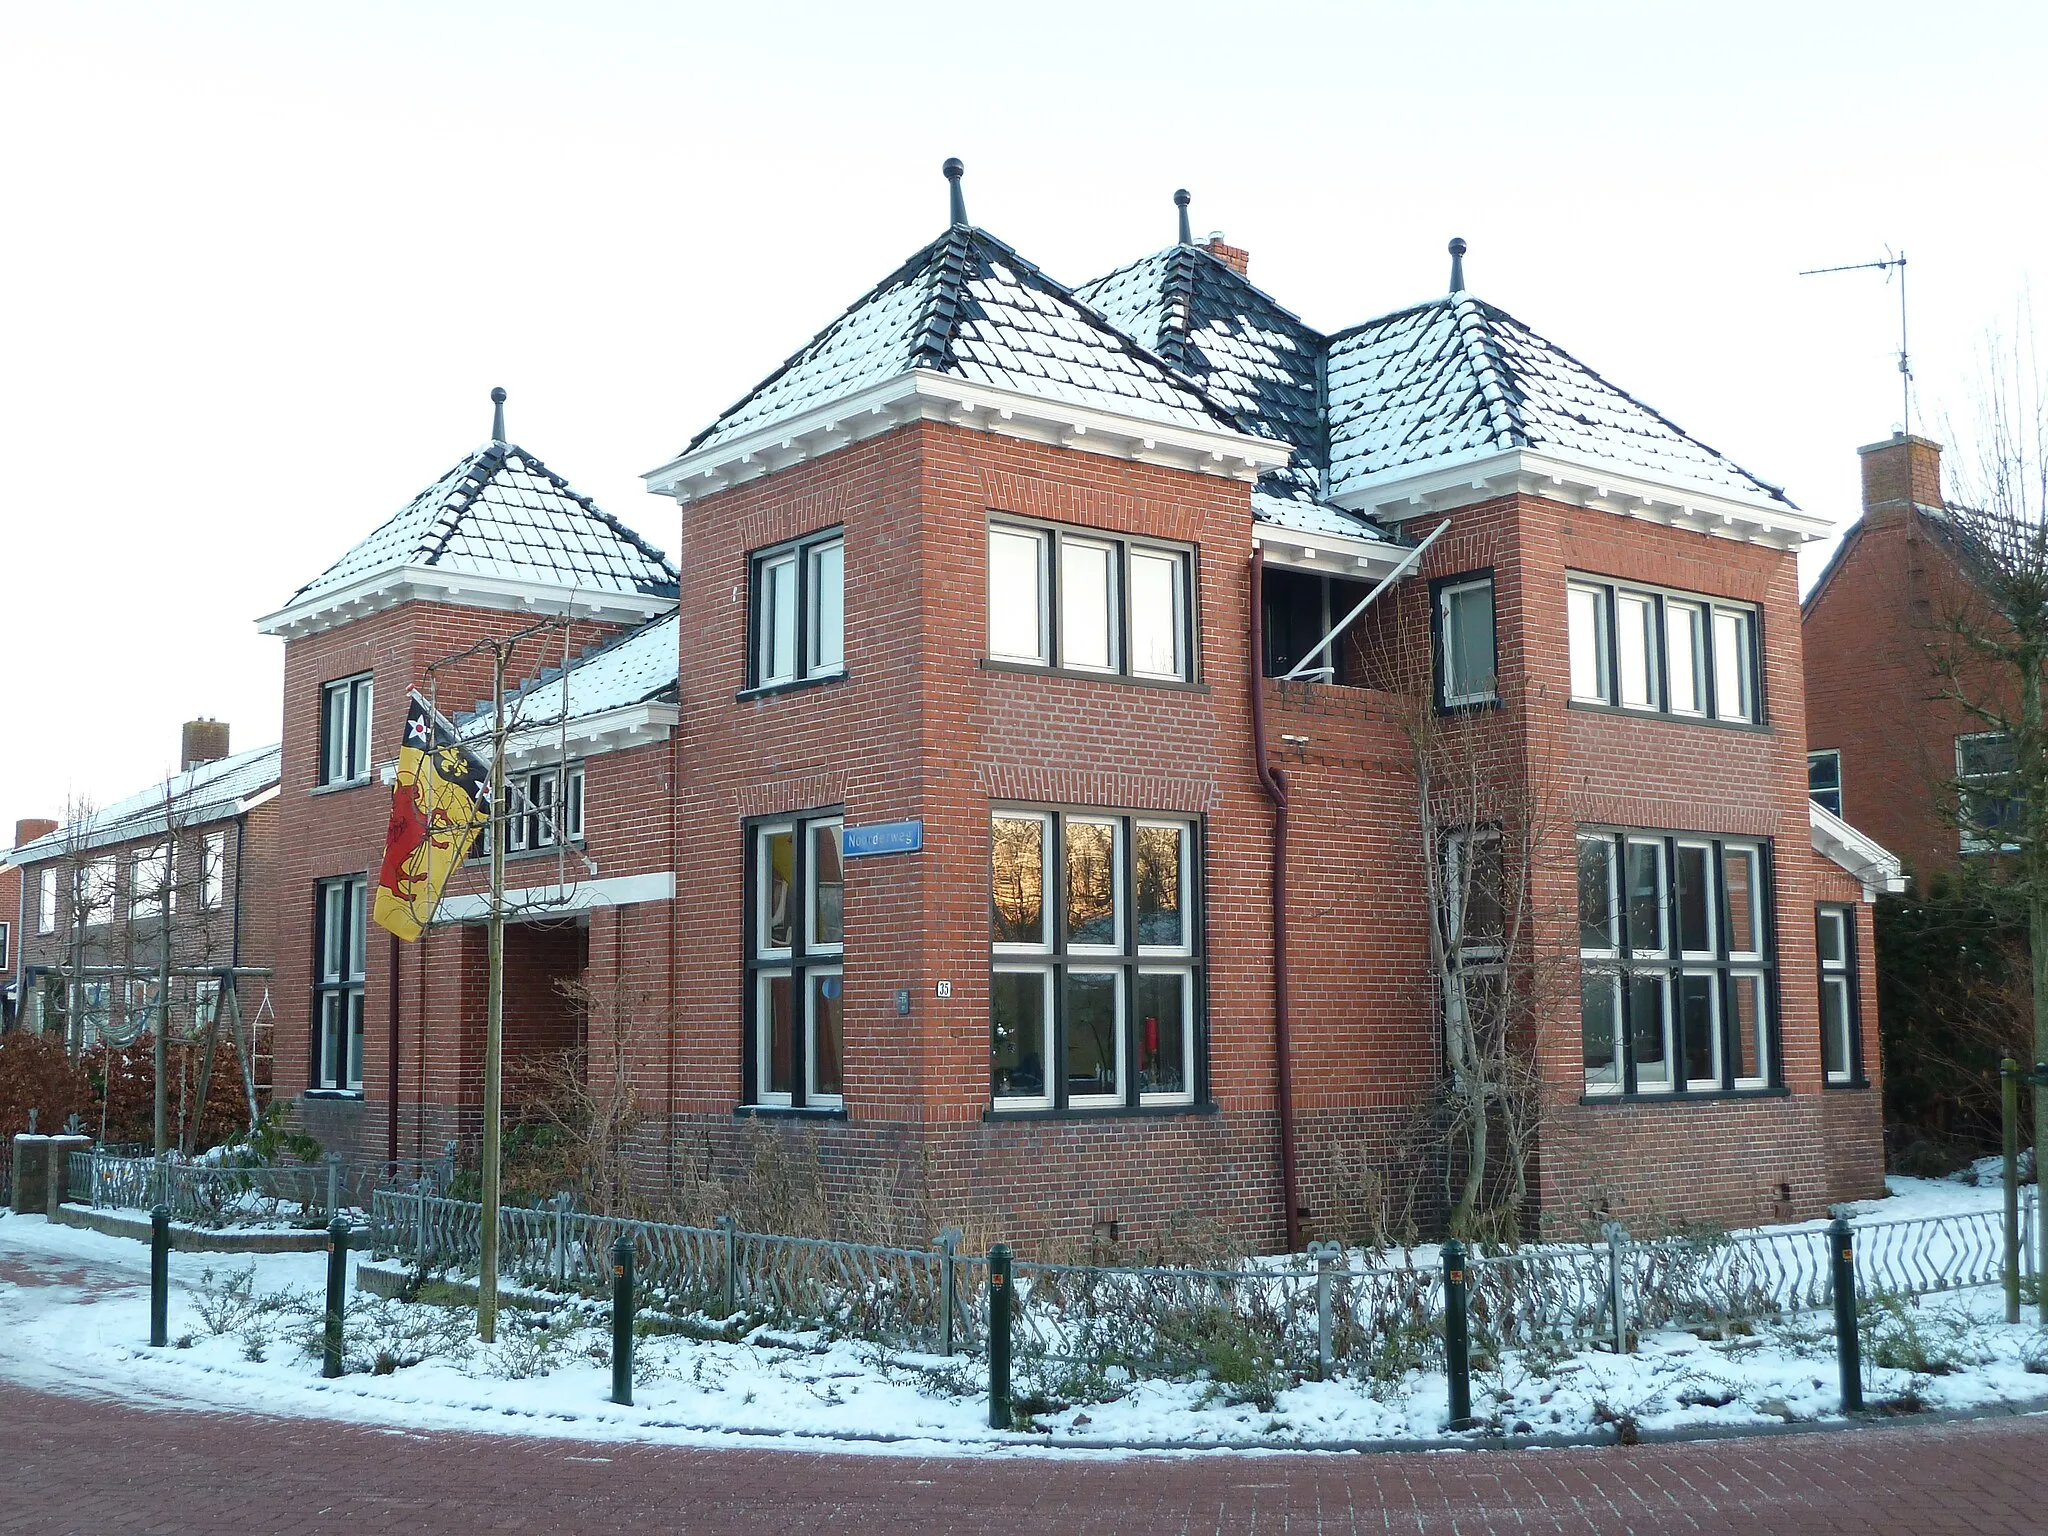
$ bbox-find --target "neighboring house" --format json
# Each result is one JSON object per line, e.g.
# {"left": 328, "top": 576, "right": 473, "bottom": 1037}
{"left": 1, "top": 818, "right": 57, "bottom": 1030}
{"left": 1802, "top": 433, "right": 2007, "bottom": 885}
{"left": 3, "top": 724, "right": 280, "bottom": 1088}
{"left": 261, "top": 174, "right": 1903, "bottom": 1243}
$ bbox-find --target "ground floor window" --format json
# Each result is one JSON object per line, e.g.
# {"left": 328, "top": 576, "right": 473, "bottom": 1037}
{"left": 1817, "top": 904, "right": 1860, "bottom": 1084}
{"left": 1578, "top": 828, "right": 1774, "bottom": 1098}
{"left": 314, "top": 874, "right": 367, "bottom": 1091}
{"left": 989, "top": 805, "right": 1201, "bottom": 1111}
{"left": 745, "top": 810, "right": 844, "bottom": 1109}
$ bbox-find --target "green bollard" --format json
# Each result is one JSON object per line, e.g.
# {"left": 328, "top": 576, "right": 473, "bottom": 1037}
{"left": 149, "top": 1205, "right": 170, "bottom": 1348}
{"left": 1830, "top": 1217, "right": 1863, "bottom": 1414}
{"left": 323, "top": 1215, "right": 349, "bottom": 1378}
{"left": 2004, "top": 1058, "right": 2022, "bottom": 1325}
{"left": 987, "top": 1244, "right": 1012, "bottom": 1430}
{"left": 610, "top": 1234, "right": 634, "bottom": 1407}
{"left": 1442, "top": 1239, "right": 1471, "bottom": 1431}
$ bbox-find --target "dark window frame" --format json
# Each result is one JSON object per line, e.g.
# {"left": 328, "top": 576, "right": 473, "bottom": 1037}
{"left": 311, "top": 873, "right": 368, "bottom": 1093}
{"left": 984, "top": 515, "right": 1200, "bottom": 685}
{"left": 1578, "top": 827, "right": 1778, "bottom": 1101}
{"left": 986, "top": 802, "right": 1208, "bottom": 1116}
{"left": 745, "top": 527, "right": 846, "bottom": 694}
{"left": 1430, "top": 568, "right": 1498, "bottom": 712}
{"left": 740, "top": 807, "right": 846, "bottom": 1112}
{"left": 318, "top": 673, "right": 375, "bottom": 787}
{"left": 1808, "top": 749, "right": 1843, "bottom": 817}
{"left": 1565, "top": 574, "right": 1764, "bottom": 726}
{"left": 1817, "top": 902, "right": 1866, "bottom": 1087}
{"left": 1260, "top": 565, "right": 1372, "bottom": 686}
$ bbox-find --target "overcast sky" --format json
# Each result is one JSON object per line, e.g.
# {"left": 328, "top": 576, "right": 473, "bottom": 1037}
{"left": 2, "top": 0, "right": 2042, "bottom": 833}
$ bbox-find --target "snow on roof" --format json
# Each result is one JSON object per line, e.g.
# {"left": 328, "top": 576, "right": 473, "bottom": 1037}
{"left": 283, "top": 442, "right": 678, "bottom": 610}
{"left": 1322, "top": 297, "right": 1792, "bottom": 509}
{"left": 455, "top": 612, "right": 679, "bottom": 741}
{"left": 1078, "top": 244, "right": 1324, "bottom": 462}
{"left": 7, "top": 744, "right": 281, "bottom": 866}
{"left": 678, "top": 226, "right": 1246, "bottom": 461}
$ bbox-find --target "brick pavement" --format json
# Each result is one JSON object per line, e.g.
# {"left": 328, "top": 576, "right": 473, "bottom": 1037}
{"left": 3, "top": 1382, "right": 2045, "bottom": 1535}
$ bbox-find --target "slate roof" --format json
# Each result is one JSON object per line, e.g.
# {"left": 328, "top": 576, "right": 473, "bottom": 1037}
{"left": 1322, "top": 297, "right": 1792, "bottom": 508}
{"left": 1077, "top": 244, "right": 1325, "bottom": 463}
{"left": 456, "top": 612, "right": 679, "bottom": 741}
{"left": 7, "top": 744, "right": 281, "bottom": 866}
{"left": 677, "top": 226, "right": 1248, "bottom": 462}
{"left": 283, "top": 442, "right": 678, "bottom": 610}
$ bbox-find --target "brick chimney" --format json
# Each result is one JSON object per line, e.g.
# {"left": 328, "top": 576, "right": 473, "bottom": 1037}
{"left": 14, "top": 818, "right": 57, "bottom": 849}
{"left": 181, "top": 718, "right": 231, "bottom": 771}
{"left": 1200, "top": 231, "right": 1250, "bottom": 278}
{"left": 1857, "top": 433, "right": 1944, "bottom": 529}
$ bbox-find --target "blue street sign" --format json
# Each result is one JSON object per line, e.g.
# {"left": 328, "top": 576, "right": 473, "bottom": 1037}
{"left": 843, "top": 820, "right": 924, "bottom": 858}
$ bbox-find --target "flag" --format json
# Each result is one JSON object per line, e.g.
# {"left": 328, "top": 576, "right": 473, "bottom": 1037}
{"left": 372, "top": 693, "right": 492, "bottom": 941}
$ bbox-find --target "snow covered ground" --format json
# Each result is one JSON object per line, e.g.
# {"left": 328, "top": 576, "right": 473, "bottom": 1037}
{"left": 3, "top": 1176, "right": 2045, "bottom": 1455}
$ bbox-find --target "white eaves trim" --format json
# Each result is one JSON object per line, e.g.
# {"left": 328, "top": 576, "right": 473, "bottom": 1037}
{"left": 495, "top": 703, "right": 679, "bottom": 767}
{"left": 1329, "top": 447, "right": 1832, "bottom": 550}
{"left": 643, "top": 369, "right": 1294, "bottom": 505}
{"left": 1252, "top": 523, "right": 1413, "bottom": 580}
{"left": 235, "top": 784, "right": 281, "bottom": 814}
{"left": 434, "top": 871, "right": 675, "bottom": 925}
{"left": 255, "top": 567, "right": 677, "bottom": 641}
{"left": 1810, "top": 801, "right": 1908, "bottom": 901}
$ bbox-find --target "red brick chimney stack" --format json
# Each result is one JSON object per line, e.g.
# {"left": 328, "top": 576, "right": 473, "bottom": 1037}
{"left": 1201, "top": 232, "right": 1250, "bottom": 278}
{"left": 1857, "top": 433, "right": 1944, "bottom": 530}
{"left": 14, "top": 818, "right": 57, "bottom": 848}
{"left": 181, "top": 718, "right": 231, "bottom": 771}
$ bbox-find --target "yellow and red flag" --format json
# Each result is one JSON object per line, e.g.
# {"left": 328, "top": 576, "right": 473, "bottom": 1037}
{"left": 372, "top": 693, "right": 491, "bottom": 941}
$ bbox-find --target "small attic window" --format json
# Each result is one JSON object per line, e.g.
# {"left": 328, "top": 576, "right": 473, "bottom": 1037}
{"left": 1263, "top": 567, "right": 1370, "bottom": 685}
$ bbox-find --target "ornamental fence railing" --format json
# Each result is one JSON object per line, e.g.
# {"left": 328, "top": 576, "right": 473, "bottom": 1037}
{"left": 365, "top": 1185, "right": 2038, "bottom": 1377}
{"left": 70, "top": 1150, "right": 452, "bottom": 1227}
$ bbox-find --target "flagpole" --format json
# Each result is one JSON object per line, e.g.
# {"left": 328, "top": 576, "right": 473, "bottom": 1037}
{"left": 478, "top": 641, "right": 508, "bottom": 1344}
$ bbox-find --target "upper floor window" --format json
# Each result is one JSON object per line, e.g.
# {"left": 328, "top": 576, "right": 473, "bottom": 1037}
{"left": 1436, "top": 574, "right": 1497, "bottom": 708}
{"left": 990, "top": 806, "right": 1201, "bottom": 1112}
{"left": 314, "top": 874, "right": 368, "bottom": 1092}
{"left": 746, "top": 811, "right": 845, "bottom": 1110}
{"left": 501, "top": 765, "right": 586, "bottom": 855}
{"left": 321, "top": 674, "right": 374, "bottom": 785}
{"left": 1958, "top": 732, "right": 2023, "bottom": 853}
{"left": 1567, "top": 576, "right": 1758, "bottom": 724}
{"left": 987, "top": 520, "right": 1193, "bottom": 683}
{"left": 1817, "top": 905, "right": 1859, "bottom": 1085}
{"left": 131, "top": 844, "right": 170, "bottom": 921}
{"left": 74, "top": 858, "right": 116, "bottom": 928}
{"left": 37, "top": 867, "right": 56, "bottom": 933}
{"left": 750, "top": 529, "right": 844, "bottom": 690}
{"left": 1262, "top": 566, "right": 1371, "bottom": 684}
{"left": 201, "top": 830, "right": 227, "bottom": 911}
{"left": 1808, "top": 750, "right": 1842, "bottom": 816}
{"left": 1579, "top": 828, "right": 1773, "bottom": 1098}
{"left": 0, "top": 919, "right": 9, "bottom": 973}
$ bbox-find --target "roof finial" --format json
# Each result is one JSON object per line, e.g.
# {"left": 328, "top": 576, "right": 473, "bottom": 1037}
{"left": 943, "top": 158, "right": 967, "bottom": 227}
{"left": 1448, "top": 237, "right": 1468, "bottom": 294}
{"left": 490, "top": 386, "right": 507, "bottom": 443}
{"left": 1175, "top": 188, "right": 1192, "bottom": 246}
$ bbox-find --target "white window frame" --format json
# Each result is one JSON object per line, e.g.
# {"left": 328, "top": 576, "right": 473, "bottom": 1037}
{"left": 0, "top": 919, "right": 9, "bottom": 974}
{"left": 750, "top": 530, "right": 846, "bottom": 691}
{"left": 201, "top": 830, "right": 227, "bottom": 911}
{"left": 1438, "top": 575, "right": 1497, "bottom": 708}
{"left": 314, "top": 874, "right": 367, "bottom": 1092}
{"left": 986, "top": 519, "right": 1195, "bottom": 683}
{"left": 991, "top": 964, "right": 1054, "bottom": 1109}
{"left": 1808, "top": 749, "right": 1843, "bottom": 817}
{"left": 131, "top": 844, "right": 170, "bottom": 922}
{"left": 320, "top": 674, "right": 374, "bottom": 786}
{"left": 1565, "top": 575, "right": 1759, "bottom": 725}
{"left": 37, "top": 867, "right": 57, "bottom": 934}
{"left": 76, "top": 858, "right": 116, "bottom": 928}
{"left": 747, "top": 812, "right": 844, "bottom": 1109}
{"left": 1818, "top": 905, "right": 1856, "bottom": 1085}
{"left": 1063, "top": 967, "right": 1127, "bottom": 1109}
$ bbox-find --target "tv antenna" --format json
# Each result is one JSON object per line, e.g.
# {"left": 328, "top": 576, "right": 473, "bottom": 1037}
{"left": 1800, "top": 249, "right": 1911, "bottom": 433}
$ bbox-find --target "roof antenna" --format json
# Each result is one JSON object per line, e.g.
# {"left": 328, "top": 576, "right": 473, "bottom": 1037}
{"left": 943, "top": 158, "right": 967, "bottom": 228}
{"left": 1448, "top": 237, "right": 1467, "bottom": 294}
{"left": 1175, "top": 189, "right": 1193, "bottom": 246}
{"left": 490, "top": 386, "right": 507, "bottom": 444}
{"left": 1799, "top": 249, "right": 1912, "bottom": 433}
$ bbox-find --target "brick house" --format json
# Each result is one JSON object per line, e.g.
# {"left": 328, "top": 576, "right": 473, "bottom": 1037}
{"left": 263, "top": 174, "right": 1901, "bottom": 1244}
{"left": 2, "top": 722, "right": 280, "bottom": 1097}
{"left": 0, "top": 820, "right": 51, "bottom": 1030}
{"left": 1801, "top": 432, "right": 2006, "bottom": 886}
